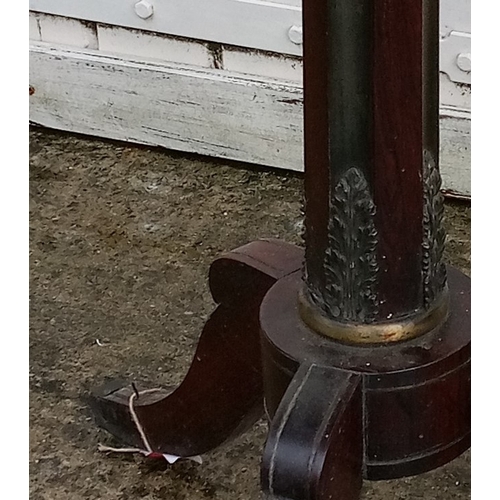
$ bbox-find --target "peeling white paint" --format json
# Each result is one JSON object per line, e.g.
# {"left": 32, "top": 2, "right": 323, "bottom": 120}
{"left": 29, "top": 43, "right": 470, "bottom": 197}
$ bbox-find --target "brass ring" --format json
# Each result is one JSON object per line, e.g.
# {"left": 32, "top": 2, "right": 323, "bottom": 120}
{"left": 298, "top": 288, "right": 449, "bottom": 345}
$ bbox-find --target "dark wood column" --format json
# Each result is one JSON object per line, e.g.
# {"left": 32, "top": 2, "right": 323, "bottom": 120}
{"left": 302, "top": 0, "right": 446, "bottom": 342}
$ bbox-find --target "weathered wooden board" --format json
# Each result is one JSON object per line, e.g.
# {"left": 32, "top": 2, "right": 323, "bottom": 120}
{"left": 29, "top": 0, "right": 469, "bottom": 58}
{"left": 439, "top": 111, "right": 471, "bottom": 197}
{"left": 30, "top": 0, "right": 303, "bottom": 56}
{"left": 29, "top": 43, "right": 470, "bottom": 197}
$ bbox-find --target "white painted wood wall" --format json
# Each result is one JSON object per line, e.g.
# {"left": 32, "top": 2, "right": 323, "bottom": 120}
{"left": 29, "top": 1, "right": 471, "bottom": 197}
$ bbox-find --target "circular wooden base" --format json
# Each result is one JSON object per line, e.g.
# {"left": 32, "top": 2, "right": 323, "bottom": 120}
{"left": 260, "top": 266, "right": 470, "bottom": 481}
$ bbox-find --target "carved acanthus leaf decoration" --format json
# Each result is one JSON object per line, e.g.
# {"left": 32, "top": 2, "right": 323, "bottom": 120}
{"left": 422, "top": 151, "right": 447, "bottom": 307}
{"left": 321, "top": 167, "right": 379, "bottom": 323}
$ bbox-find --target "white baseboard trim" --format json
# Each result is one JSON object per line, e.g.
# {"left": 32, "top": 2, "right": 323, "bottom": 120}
{"left": 29, "top": 42, "right": 470, "bottom": 197}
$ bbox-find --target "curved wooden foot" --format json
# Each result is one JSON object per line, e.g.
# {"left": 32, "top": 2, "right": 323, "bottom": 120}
{"left": 90, "top": 239, "right": 303, "bottom": 457}
{"left": 262, "top": 363, "right": 363, "bottom": 500}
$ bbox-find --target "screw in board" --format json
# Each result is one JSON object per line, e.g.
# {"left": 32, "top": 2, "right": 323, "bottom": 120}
{"left": 134, "top": 1, "right": 154, "bottom": 20}
{"left": 456, "top": 52, "right": 471, "bottom": 73}
{"left": 288, "top": 25, "right": 303, "bottom": 45}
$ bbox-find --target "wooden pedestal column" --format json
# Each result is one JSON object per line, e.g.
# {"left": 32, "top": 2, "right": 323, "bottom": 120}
{"left": 260, "top": 1, "right": 470, "bottom": 498}
{"left": 90, "top": 2, "right": 470, "bottom": 499}
{"left": 302, "top": 0, "right": 444, "bottom": 342}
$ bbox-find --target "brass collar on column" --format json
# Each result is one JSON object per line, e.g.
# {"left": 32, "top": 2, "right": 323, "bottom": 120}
{"left": 298, "top": 287, "right": 449, "bottom": 345}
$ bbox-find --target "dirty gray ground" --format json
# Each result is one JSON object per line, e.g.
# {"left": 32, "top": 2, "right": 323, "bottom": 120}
{"left": 29, "top": 128, "right": 471, "bottom": 500}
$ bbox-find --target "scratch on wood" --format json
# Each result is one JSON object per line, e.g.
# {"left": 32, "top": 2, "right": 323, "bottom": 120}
{"left": 277, "top": 98, "right": 302, "bottom": 105}
{"left": 208, "top": 43, "right": 224, "bottom": 70}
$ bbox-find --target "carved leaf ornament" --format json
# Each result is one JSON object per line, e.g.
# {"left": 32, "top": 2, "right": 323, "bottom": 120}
{"left": 422, "top": 151, "right": 447, "bottom": 307}
{"left": 322, "top": 167, "right": 379, "bottom": 323}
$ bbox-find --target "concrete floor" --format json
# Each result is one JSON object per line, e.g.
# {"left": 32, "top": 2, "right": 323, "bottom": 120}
{"left": 29, "top": 128, "right": 470, "bottom": 499}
